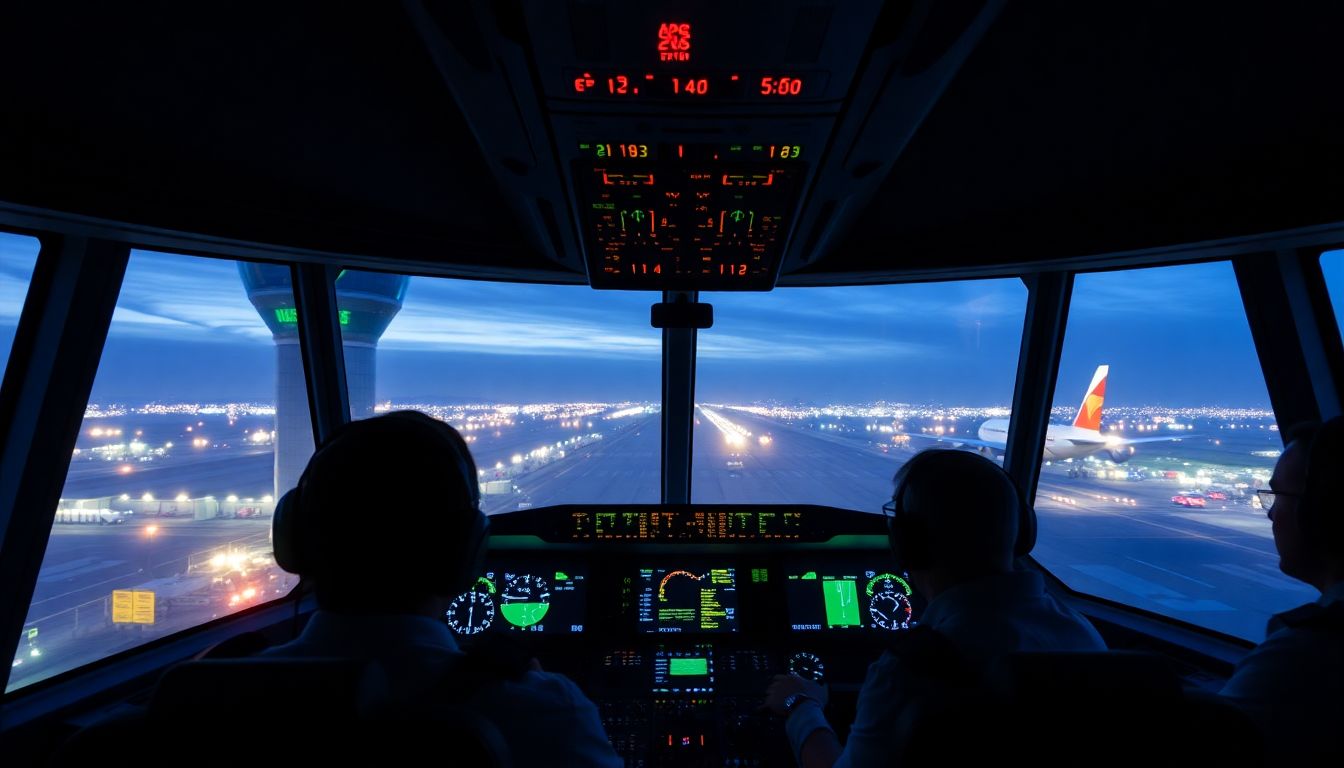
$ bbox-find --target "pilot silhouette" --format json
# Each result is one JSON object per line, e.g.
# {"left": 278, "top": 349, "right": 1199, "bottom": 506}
{"left": 264, "top": 411, "right": 621, "bottom": 767}
{"left": 764, "top": 449, "right": 1105, "bottom": 767}
{"left": 1221, "top": 417, "right": 1344, "bottom": 765}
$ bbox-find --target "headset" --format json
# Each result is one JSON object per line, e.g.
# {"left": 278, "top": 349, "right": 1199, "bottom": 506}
{"left": 887, "top": 450, "right": 1036, "bottom": 573}
{"left": 1296, "top": 418, "right": 1344, "bottom": 556}
{"left": 272, "top": 412, "right": 489, "bottom": 598}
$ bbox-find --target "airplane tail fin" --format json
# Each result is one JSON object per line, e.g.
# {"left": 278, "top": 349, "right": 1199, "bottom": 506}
{"left": 1073, "top": 365, "right": 1108, "bottom": 431}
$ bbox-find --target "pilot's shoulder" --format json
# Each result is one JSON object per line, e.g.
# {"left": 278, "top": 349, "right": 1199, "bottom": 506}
{"left": 479, "top": 669, "right": 596, "bottom": 711}
{"left": 870, "top": 626, "right": 972, "bottom": 682}
{"left": 1267, "top": 601, "right": 1344, "bottom": 635}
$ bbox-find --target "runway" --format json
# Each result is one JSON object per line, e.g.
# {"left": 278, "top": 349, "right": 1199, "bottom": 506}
{"left": 15, "top": 406, "right": 1306, "bottom": 691}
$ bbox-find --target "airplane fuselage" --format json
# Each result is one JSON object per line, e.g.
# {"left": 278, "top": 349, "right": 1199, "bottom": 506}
{"left": 977, "top": 418, "right": 1117, "bottom": 461}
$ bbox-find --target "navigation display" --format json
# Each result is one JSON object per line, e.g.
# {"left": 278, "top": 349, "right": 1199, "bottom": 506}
{"left": 637, "top": 567, "right": 738, "bottom": 633}
{"left": 785, "top": 569, "right": 917, "bottom": 632}
{"left": 446, "top": 566, "right": 587, "bottom": 636}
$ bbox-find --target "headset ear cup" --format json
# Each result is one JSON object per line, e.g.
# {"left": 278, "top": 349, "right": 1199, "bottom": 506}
{"left": 898, "top": 510, "right": 930, "bottom": 572}
{"left": 1300, "top": 421, "right": 1344, "bottom": 557}
{"left": 889, "top": 456, "right": 924, "bottom": 573}
{"left": 271, "top": 487, "right": 304, "bottom": 575}
{"left": 454, "top": 514, "right": 490, "bottom": 595}
{"left": 1013, "top": 485, "right": 1037, "bottom": 558}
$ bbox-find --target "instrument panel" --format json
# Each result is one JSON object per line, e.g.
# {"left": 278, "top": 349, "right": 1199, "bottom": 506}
{"left": 574, "top": 141, "right": 805, "bottom": 290}
{"left": 454, "top": 505, "right": 920, "bottom": 767}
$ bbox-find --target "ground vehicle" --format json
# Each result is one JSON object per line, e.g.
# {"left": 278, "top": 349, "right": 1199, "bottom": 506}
{"left": 51, "top": 509, "right": 132, "bottom": 525}
{"left": 1, "top": 3, "right": 1342, "bottom": 766}
{"left": 1171, "top": 493, "right": 1208, "bottom": 508}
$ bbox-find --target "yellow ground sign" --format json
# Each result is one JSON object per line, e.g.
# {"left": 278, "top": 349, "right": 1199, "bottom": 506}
{"left": 111, "top": 590, "right": 155, "bottom": 624}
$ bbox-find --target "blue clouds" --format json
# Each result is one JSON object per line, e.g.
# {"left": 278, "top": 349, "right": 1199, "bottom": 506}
{"left": 0, "top": 238, "right": 1301, "bottom": 406}
{"left": 0, "top": 233, "right": 40, "bottom": 323}
{"left": 1059, "top": 261, "right": 1270, "bottom": 408}
{"left": 109, "top": 252, "right": 273, "bottom": 343}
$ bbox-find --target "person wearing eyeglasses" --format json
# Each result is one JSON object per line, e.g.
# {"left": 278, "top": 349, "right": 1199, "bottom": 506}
{"left": 763, "top": 449, "right": 1104, "bottom": 768}
{"left": 1222, "top": 418, "right": 1344, "bottom": 765}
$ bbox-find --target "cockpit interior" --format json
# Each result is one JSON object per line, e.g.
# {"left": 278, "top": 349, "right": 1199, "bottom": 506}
{"left": 1, "top": 2, "right": 1342, "bottom": 766}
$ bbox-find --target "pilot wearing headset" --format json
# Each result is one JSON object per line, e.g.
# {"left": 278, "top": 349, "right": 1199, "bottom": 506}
{"left": 1221, "top": 417, "right": 1344, "bottom": 765}
{"left": 764, "top": 449, "right": 1105, "bottom": 768}
{"left": 263, "top": 411, "right": 621, "bottom": 768}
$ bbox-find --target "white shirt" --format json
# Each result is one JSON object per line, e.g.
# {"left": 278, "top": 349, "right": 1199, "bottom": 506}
{"left": 1220, "top": 581, "right": 1344, "bottom": 765}
{"left": 262, "top": 612, "right": 623, "bottom": 768}
{"left": 786, "top": 570, "right": 1107, "bottom": 767}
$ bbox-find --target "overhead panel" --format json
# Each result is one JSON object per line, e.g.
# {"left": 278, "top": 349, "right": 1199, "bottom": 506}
{"left": 523, "top": 1, "right": 884, "bottom": 290}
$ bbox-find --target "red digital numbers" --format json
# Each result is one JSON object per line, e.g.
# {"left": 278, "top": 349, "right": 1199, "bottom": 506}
{"left": 657, "top": 23, "right": 692, "bottom": 62}
{"left": 718, "top": 264, "right": 749, "bottom": 277}
{"left": 760, "top": 76, "right": 804, "bottom": 96}
{"left": 573, "top": 72, "right": 596, "bottom": 93}
{"left": 671, "top": 77, "right": 709, "bottom": 96}
{"left": 630, "top": 263, "right": 662, "bottom": 275}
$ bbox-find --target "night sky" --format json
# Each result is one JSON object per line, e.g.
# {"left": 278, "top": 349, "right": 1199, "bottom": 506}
{"left": 2, "top": 232, "right": 1331, "bottom": 409}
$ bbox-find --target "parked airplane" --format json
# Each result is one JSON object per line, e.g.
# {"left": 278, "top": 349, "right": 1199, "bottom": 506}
{"left": 914, "top": 366, "right": 1183, "bottom": 462}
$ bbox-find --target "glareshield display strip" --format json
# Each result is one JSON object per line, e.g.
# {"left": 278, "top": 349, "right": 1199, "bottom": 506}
{"left": 785, "top": 568, "right": 918, "bottom": 631}
{"left": 637, "top": 567, "right": 738, "bottom": 633}
{"left": 446, "top": 566, "right": 587, "bottom": 636}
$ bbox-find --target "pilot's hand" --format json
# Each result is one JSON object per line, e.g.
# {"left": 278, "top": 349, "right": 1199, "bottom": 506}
{"left": 763, "top": 673, "right": 828, "bottom": 716}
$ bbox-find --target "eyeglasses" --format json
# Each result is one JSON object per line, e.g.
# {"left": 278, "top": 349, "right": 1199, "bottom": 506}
{"left": 882, "top": 499, "right": 897, "bottom": 519}
{"left": 1256, "top": 489, "right": 1301, "bottom": 518}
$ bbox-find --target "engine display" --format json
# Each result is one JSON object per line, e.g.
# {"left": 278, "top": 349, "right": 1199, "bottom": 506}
{"left": 637, "top": 567, "right": 738, "bottom": 633}
{"left": 446, "top": 567, "right": 588, "bottom": 636}
{"left": 785, "top": 569, "right": 917, "bottom": 632}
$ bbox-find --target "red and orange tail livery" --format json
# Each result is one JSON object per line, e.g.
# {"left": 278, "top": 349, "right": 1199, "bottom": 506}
{"left": 1072, "top": 365, "right": 1109, "bottom": 431}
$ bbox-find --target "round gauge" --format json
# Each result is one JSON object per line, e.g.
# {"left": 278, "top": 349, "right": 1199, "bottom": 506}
{"left": 500, "top": 574, "right": 551, "bottom": 628}
{"left": 789, "top": 652, "right": 826, "bottom": 684}
{"left": 446, "top": 590, "right": 495, "bottom": 635}
{"left": 868, "top": 587, "right": 914, "bottom": 630}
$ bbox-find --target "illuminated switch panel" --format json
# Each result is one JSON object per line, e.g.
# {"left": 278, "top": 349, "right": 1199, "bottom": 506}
{"left": 574, "top": 142, "right": 806, "bottom": 290}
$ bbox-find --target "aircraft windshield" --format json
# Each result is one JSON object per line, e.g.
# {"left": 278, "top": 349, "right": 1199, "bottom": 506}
{"left": 1032, "top": 262, "right": 1309, "bottom": 642}
{"left": 692, "top": 280, "right": 1029, "bottom": 510}
{"left": 12, "top": 252, "right": 313, "bottom": 691}
{"left": 0, "top": 232, "right": 39, "bottom": 384}
{"left": 337, "top": 272, "right": 662, "bottom": 513}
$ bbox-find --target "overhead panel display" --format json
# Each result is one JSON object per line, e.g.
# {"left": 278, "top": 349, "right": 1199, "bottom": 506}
{"left": 568, "top": 70, "right": 829, "bottom": 101}
{"left": 575, "top": 142, "right": 805, "bottom": 289}
{"left": 524, "top": 2, "right": 884, "bottom": 105}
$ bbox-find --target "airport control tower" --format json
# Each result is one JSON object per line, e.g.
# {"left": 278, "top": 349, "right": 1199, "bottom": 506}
{"left": 240, "top": 265, "right": 409, "bottom": 498}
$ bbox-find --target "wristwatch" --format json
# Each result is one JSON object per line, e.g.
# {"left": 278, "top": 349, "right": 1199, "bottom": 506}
{"left": 783, "top": 693, "right": 818, "bottom": 716}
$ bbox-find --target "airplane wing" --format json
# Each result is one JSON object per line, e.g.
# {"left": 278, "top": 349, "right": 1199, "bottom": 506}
{"left": 1038, "top": 435, "right": 1191, "bottom": 448}
{"left": 898, "top": 433, "right": 1005, "bottom": 451}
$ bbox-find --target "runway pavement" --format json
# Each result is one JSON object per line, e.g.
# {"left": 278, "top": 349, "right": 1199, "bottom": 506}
{"left": 15, "top": 408, "right": 1304, "bottom": 690}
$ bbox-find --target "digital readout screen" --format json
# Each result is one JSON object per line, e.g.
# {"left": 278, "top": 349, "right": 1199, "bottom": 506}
{"left": 637, "top": 567, "right": 738, "bottom": 633}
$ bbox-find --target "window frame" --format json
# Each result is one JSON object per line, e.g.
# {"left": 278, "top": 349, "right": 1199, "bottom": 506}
{"left": 0, "top": 213, "right": 1341, "bottom": 703}
{"left": 0, "top": 245, "right": 344, "bottom": 696}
